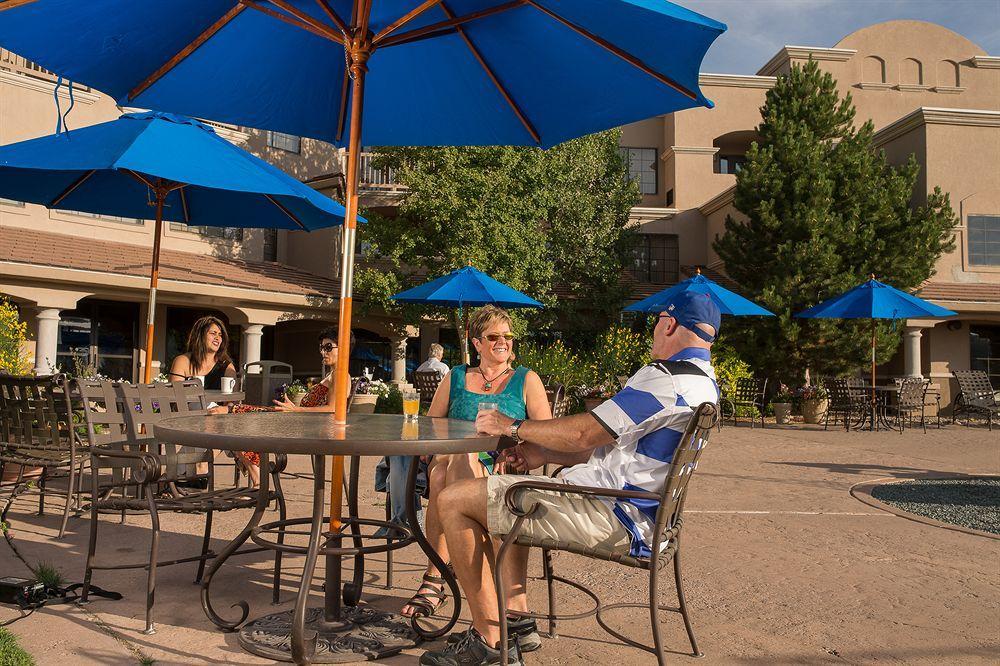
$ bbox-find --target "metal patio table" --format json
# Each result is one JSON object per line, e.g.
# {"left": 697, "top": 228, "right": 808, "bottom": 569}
{"left": 154, "top": 412, "right": 498, "bottom": 665}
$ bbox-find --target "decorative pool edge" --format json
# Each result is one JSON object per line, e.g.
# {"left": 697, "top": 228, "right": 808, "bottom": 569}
{"left": 850, "top": 475, "right": 1000, "bottom": 541}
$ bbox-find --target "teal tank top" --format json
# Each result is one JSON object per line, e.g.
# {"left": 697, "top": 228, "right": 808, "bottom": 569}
{"left": 448, "top": 365, "right": 529, "bottom": 422}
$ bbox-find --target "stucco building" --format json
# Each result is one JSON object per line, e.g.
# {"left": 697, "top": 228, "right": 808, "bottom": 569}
{"left": 2, "top": 20, "right": 998, "bottom": 407}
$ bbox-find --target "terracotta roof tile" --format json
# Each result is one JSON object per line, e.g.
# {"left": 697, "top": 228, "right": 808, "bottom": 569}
{"left": 918, "top": 281, "right": 1000, "bottom": 303}
{"left": 0, "top": 226, "right": 341, "bottom": 297}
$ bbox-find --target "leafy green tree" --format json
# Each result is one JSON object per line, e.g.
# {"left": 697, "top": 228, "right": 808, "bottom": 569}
{"left": 354, "top": 130, "right": 640, "bottom": 338}
{"left": 713, "top": 60, "right": 955, "bottom": 382}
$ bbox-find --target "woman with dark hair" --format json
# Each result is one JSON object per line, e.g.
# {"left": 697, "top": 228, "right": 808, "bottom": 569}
{"left": 169, "top": 315, "right": 237, "bottom": 389}
{"left": 229, "top": 326, "right": 353, "bottom": 484}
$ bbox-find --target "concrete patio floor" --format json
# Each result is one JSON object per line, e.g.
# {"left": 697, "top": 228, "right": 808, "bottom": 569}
{"left": 0, "top": 420, "right": 996, "bottom": 665}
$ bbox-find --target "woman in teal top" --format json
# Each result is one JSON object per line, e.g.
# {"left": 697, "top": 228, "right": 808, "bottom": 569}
{"left": 401, "top": 306, "right": 551, "bottom": 621}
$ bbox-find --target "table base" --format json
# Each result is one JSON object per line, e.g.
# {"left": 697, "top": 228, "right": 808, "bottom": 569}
{"left": 238, "top": 605, "right": 419, "bottom": 663}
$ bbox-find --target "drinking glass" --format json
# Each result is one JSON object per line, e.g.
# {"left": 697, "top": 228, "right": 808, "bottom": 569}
{"left": 402, "top": 391, "right": 420, "bottom": 421}
{"left": 478, "top": 401, "right": 499, "bottom": 415}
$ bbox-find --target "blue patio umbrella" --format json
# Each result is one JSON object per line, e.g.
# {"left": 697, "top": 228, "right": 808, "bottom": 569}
{"left": 625, "top": 270, "right": 774, "bottom": 316}
{"left": 391, "top": 265, "right": 542, "bottom": 362}
{"left": 0, "top": 0, "right": 726, "bottom": 426}
{"left": 796, "top": 277, "right": 956, "bottom": 406}
{"left": 0, "top": 111, "right": 352, "bottom": 381}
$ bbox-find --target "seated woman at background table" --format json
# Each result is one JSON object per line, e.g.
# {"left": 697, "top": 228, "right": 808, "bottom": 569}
{"left": 399, "top": 305, "right": 551, "bottom": 634}
{"left": 168, "top": 315, "right": 237, "bottom": 389}
{"left": 228, "top": 326, "right": 354, "bottom": 485}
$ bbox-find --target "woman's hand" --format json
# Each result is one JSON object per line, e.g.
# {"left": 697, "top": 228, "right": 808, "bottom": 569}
{"left": 273, "top": 395, "right": 299, "bottom": 412}
{"left": 207, "top": 405, "right": 228, "bottom": 415}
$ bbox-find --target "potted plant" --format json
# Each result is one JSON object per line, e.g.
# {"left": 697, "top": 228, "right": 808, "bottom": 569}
{"left": 352, "top": 378, "right": 385, "bottom": 414}
{"left": 796, "top": 385, "right": 829, "bottom": 424}
{"left": 771, "top": 385, "right": 794, "bottom": 425}
{"left": 284, "top": 380, "right": 308, "bottom": 406}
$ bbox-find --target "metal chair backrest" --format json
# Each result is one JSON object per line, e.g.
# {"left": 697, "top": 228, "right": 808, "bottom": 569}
{"left": 0, "top": 374, "right": 73, "bottom": 452}
{"left": 651, "top": 402, "right": 717, "bottom": 554}
{"left": 117, "top": 381, "right": 209, "bottom": 479}
{"left": 896, "top": 377, "right": 927, "bottom": 409}
{"left": 544, "top": 383, "right": 567, "bottom": 418}
{"left": 953, "top": 370, "right": 997, "bottom": 407}
{"left": 846, "top": 377, "right": 867, "bottom": 401}
{"left": 413, "top": 371, "right": 442, "bottom": 403}
{"left": 732, "top": 377, "right": 766, "bottom": 403}
{"left": 825, "top": 378, "right": 852, "bottom": 406}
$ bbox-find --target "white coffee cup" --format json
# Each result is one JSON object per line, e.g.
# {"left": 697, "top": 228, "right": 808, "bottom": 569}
{"left": 220, "top": 376, "right": 237, "bottom": 394}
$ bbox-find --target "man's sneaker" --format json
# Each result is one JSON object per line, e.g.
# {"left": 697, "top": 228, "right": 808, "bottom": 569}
{"left": 420, "top": 628, "right": 522, "bottom": 666}
{"left": 447, "top": 616, "right": 541, "bottom": 653}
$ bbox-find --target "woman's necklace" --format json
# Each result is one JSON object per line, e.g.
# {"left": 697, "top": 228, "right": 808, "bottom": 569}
{"left": 478, "top": 366, "right": 510, "bottom": 392}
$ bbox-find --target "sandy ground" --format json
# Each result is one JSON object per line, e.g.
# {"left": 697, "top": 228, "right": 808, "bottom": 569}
{"left": 0, "top": 420, "right": 997, "bottom": 665}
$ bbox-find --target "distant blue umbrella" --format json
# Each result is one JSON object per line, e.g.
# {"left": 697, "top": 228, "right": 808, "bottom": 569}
{"left": 392, "top": 265, "right": 542, "bottom": 362}
{"left": 625, "top": 271, "right": 774, "bottom": 316}
{"left": 796, "top": 277, "right": 956, "bottom": 403}
{"left": 0, "top": 111, "right": 353, "bottom": 381}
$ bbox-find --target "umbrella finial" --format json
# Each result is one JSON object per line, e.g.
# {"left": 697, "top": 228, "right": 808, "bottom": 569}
{"left": 870, "top": 273, "right": 876, "bottom": 281}
{"left": 696, "top": 266, "right": 702, "bottom": 275}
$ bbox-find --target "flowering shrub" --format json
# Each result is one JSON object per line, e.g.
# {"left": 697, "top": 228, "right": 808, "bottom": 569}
{"left": 794, "top": 385, "right": 829, "bottom": 401}
{"left": 772, "top": 384, "right": 795, "bottom": 403}
{"left": 0, "top": 299, "right": 32, "bottom": 375}
{"left": 515, "top": 340, "right": 587, "bottom": 389}
{"left": 583, "top": 327, "right": 650, "bottom": 397}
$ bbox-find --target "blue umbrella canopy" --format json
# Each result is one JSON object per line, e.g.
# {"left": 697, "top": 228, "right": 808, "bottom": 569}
{"left": 0, "top": 111, "right": 354, "bottom": 229}
{"left": 391, "top": 266, "right": 543, "bottom": 309}
{"left": 795, "top": 278, "right": 956, "bottom": 320}
{"left": 0, "top": 111, "right": 353, "bottom": 382}
{"left": 0, "top": 1, "right": 725, "bottom": 148}
{"left": 625, "top": 272, "right": 774, "bottom": 316}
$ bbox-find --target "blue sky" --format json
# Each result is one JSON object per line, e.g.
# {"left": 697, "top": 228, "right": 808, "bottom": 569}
{"left": 674, "top": 0, "right": 1000, "bottom": 74}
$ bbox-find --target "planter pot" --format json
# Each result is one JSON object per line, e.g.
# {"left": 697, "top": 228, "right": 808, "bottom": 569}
{"left": 289, "top": 392, "right": 306, "bottom": 407}
{"left": 582, "top": 397, "right": 607, "bottom": 411}
{"left": 351, "top": 393, "right": 378, "bottom": 414}
{"left": 772, "top": 402, "right": 792, "bottom": 425}
{"left": 801, "top": 398, "right": 828, "bottom": 424}
{"left": 1, "top": 465, "right": 42, "bottom": 483}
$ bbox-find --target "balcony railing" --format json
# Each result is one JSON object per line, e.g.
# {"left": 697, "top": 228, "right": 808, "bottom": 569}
{"left": 359, "top": 152, "right": 406, "bottom": 192}
{"left": 0, "top": 48, "right": 90, "bottom": 91}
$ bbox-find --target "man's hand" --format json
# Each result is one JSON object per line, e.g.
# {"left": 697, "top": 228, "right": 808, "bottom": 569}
{"left": 503, "top": 442, "right": 546, "bottom": 472}
{"left": 475, "top": 408, "right": 513, "bottom": 436}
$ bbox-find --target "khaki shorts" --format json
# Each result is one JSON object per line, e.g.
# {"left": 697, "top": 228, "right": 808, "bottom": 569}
{"left": 486, "top": 474, "right": 632, "bottom": 558}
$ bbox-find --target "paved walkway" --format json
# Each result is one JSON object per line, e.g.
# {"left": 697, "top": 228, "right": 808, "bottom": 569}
{"left": 1, "top": 422, "right": 996, "bottom": 665}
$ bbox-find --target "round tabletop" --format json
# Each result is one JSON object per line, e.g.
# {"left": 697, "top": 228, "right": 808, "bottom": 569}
{"left": 205, "top": 390, "right": 245, "bottom": 403}
{"left": 153, "top": 413, "right": 499, "bottom": 456}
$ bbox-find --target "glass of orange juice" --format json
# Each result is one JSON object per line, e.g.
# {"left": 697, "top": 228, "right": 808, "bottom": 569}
{"left": 402, "top": 391, "right": 420, "bottom": 421}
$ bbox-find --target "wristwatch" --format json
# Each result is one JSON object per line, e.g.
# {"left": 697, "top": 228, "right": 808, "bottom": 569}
{"left": 509, "top": 419, "right": 524, "bottom": 442}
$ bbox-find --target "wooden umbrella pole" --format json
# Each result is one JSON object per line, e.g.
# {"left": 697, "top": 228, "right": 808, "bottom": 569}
{"left": 330, "top": 33, "right": 371, "bottom": 533}
{"left": 142, "top": 186, "right": 166, "bottom": 384}
{"left": 871, "top": 319, "right": 877, "bottom": 421}
{"left": 462, "top": 305, "right": 471, "bottom": 365}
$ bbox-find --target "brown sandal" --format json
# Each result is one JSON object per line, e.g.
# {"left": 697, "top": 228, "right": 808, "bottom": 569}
{"left": 401, "top": 571, "right": 449, "bottom": 618}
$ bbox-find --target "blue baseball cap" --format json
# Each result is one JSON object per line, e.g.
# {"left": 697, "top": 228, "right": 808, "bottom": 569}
{"left": 662, "top": 291, "right": 721, "bottom": 342}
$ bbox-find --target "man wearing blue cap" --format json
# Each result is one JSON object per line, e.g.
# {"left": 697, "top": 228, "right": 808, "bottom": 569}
{"left": 420, "top": 292, "right": 721, "bottom": 666}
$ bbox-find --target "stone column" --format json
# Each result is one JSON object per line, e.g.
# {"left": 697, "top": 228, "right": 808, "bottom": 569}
{"left": 33, "top": 308, "right": 61, "bottom": 375}
{"left": 390, "top": 335, "right": 408, "bottom": 385}
{"left": 243, "top": 324, "right": 265, "bottom": 372}
{"left": 903, "top": 326, "right": 923, "bottom": 377}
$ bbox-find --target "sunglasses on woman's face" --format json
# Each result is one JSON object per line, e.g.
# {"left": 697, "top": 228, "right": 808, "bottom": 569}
{"left": 319, "top": 343, "right": 337, "bottom": 353}
{"left": 479, "top": 333, "right": 515, "bottom": 342}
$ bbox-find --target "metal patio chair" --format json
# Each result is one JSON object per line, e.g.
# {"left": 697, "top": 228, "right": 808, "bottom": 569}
{"left": 413, "top": 370, "right": 443, "bottom": 405}
{"left": 885, "top": 377, "right": 932, "bottom": 434}
{"left": 0, "top": 374, "right": 86, "bottom": 538}
{"left": 720, "top": 377, "right": 766, "bottom": 428}
{"left": 545, "top": 383, "right": 569, "bottom": 418}
{"left": 823, "top": 378, "right": 864, "bottom": 431}
{"left": 75, "top": 379, "right": 287, "bottom": 634}
{"left": 493, "top": 402, "right": 718, "bottom": 665}
{"left": 951, "top": 370, "right": 998, "bottom": 431}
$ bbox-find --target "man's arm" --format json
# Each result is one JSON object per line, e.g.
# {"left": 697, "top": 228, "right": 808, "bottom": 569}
{"left": 476, "top": 410, "right": 613, "bottom": 456}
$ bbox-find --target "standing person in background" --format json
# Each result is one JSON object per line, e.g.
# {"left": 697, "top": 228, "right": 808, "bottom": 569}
{"left": 416, "top": 343, "right": 449, "bottom": 378}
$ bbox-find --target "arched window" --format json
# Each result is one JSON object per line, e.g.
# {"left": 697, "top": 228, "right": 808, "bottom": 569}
{"left": 937, "top": 60, "right": 960, "bottom": 87}
{"left": 863, "top": 55, "right": 886, "bottom": 83}
{"left": 900, "top": 58, "right": 923, "bottom": 85}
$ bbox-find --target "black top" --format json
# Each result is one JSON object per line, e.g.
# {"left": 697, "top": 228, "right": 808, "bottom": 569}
{"left": 203, "top": 360, "right": 228, "bottom": 390}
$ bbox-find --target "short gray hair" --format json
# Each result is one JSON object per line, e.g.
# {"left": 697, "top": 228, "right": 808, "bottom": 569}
{"left": 429, "top": 343, "right": 444, "bottom": 358}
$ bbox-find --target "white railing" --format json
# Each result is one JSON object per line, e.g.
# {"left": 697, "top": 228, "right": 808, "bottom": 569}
{"left": 359, "top": 152, "right": 406, "bottom": 192}
{"left": 0, "top": 48, "right": 90, "bottom": 91}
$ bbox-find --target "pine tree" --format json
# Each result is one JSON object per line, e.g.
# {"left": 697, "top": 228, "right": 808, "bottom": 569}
{"left": 713, "top": 60, "right": 955, "bottom": 382}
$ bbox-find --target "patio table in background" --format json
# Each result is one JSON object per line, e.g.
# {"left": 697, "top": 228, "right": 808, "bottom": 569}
{"left": 153, "top": 412, "right": 498, "bottom": 665}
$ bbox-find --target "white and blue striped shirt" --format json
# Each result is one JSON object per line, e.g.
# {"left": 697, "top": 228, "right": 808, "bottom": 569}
{"left": 562, "top": 348, "right": 718, "bottom": 558}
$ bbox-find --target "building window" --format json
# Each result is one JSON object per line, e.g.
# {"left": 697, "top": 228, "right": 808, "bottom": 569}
{"left": 970, "top": 325, "right": 1000, "bottom": 388}
{"left": 0, "top": 198, "right": 24, "bottom": 207}
{"left": 56, "top": 300, "right": 138, "bottom": 381}
{"left": 968, "top": 215, "right": 1000, "bottom": 266}
{"left": 631, "top": 234, "right": 679, "bottom": 284}
{"left": 620, "top": 147, "right": 657, "bottom": 195}
{"left": 170, "top": 222, "right": 244, "bottom": 242}
{"left": 267, "top": 130, "right": 301, "bottom": 153}
{"left": 263, "top": 228, "right": 278, "bottom": 262}
{"left": 714, "top": 154, "right": 747, "bottom": 175}
{"left": 56, "top": 209, "right": 143, "bottom": 225}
